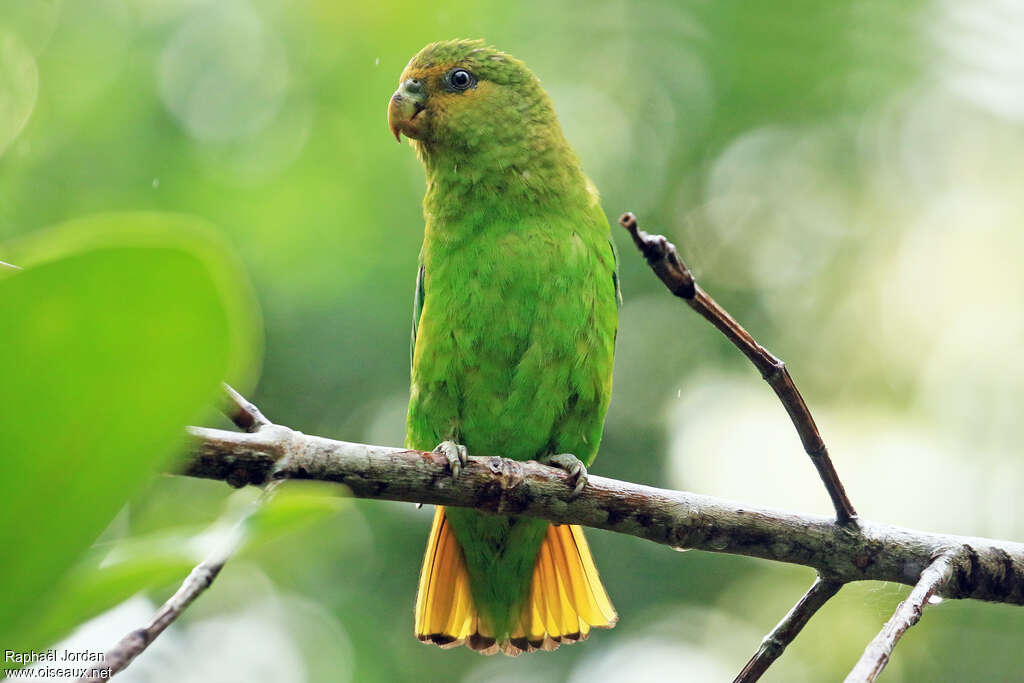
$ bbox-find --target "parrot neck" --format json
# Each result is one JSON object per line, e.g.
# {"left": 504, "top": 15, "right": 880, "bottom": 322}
{"left": 415, "top": 131, "right": 590, "bottom": 232}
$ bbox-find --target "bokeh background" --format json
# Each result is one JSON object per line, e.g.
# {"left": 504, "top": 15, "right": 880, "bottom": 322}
{"left": 3, "top": 0, "right": 1024, "bottom": 680}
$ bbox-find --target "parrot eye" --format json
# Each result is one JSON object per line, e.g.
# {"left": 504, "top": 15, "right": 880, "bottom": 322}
{"left": 446, "top": 68, "right": 476, "bottom": 92}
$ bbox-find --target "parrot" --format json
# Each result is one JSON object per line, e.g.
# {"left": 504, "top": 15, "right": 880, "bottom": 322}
{"left": 387, "top": 39, "right": 620, "bottom": 656}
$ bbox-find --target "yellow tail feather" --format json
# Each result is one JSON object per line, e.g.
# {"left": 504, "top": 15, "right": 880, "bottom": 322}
{"left": 414, "top": 506, "right": 617, "bottom": 655}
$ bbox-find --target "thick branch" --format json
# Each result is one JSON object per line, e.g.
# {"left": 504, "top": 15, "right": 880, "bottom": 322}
{"left": 845, "top": 551, "right": 958, "bottom": 682}
{"left": 618, "top": 212, "right": 857, "bottom": 524}
{"left": 182, "top": 424, "right": 1024, "bottom": 606}
{"left": 734, "top": 576, "right": 844, "bottom": 682}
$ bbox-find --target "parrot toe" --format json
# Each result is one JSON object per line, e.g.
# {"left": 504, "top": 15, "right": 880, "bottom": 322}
{"left": 434, "top": 440, "right": 469, "bottom": 478}
{"left": 544, "top": 453, "right": 588, "bottom": 498}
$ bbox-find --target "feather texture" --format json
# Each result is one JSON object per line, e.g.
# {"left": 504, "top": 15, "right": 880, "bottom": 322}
{"left": 415, "top": 507, "right": 617, "bottom": 654}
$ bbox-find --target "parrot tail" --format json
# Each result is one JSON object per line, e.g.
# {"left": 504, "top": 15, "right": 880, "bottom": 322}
{"left": 414, "top": 506, "right": 618, "bottom": 655}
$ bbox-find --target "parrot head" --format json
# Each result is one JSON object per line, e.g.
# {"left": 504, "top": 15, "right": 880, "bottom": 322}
{"left": 387, "top": 40, "right": 556, "bottom": 152}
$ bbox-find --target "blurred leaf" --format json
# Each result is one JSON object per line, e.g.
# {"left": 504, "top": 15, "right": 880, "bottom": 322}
{"left": 90, "top": 525, "right": 210, "bottom": 569}
{"left": 21, "top": 552, "right": 198, "bottom": 655}
{"left": 0, "top": 212, "right": 259, "bottom": 647}
{"left": 242, "top": 482, "right": 349, "bottom": 553}
{"left": 0, "top": 0, "right": 61, "bottom": 56}
{"left": 0, "top": 28, "right": 39, "bottom": 157}
{"left": 694, "top": 0, "right": 927, "bottom": 139}
{"left": 18, "top": 482, "right": 345, "bottom": 652}
{"left": 5, "top": 212, "right": 260, "bottom": 385}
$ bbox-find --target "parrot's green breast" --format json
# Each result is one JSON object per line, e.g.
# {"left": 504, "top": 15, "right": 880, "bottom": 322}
{"left": 408, "top": 207, "right": 616, "bottom": 464}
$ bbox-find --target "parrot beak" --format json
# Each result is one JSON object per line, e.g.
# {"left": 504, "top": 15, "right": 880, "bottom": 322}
{"left": 388, "top": 78, "right": 427, "bottom": 143}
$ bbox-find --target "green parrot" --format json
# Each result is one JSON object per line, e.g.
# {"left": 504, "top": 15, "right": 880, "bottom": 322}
{"left": 388, "top": 39, "right": 619, "bottom": 655}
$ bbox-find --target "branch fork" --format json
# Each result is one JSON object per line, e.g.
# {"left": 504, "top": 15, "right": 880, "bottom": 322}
{"left": 619, "top": 212, "right": 856, "bottom": 526}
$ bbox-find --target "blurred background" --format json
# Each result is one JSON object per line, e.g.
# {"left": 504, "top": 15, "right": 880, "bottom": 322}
{"left": 3, "top": 0, "right": 1024, "bottom": 680}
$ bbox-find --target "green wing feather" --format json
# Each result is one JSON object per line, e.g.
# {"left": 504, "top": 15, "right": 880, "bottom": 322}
{"left": 609, "top": 238, "right": 622, "bottom": 307}
{"left": 411, "top": 263, "right": 425, "bottom": 371}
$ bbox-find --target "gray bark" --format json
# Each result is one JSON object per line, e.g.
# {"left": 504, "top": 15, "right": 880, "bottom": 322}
{"left": 183, "top": 424, "right": 1024, "bottom": 606}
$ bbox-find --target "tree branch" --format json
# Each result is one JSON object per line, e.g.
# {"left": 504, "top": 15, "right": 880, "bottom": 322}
{"left": 734, "top": 576, "right": 844, "bottom": 682}
{"left": 221, "top": 382, "right": 271, "bottom": 432}
{"left": 181, "top": 422, "right": 1024, "bottom": 606}
{"left": 76, "top": 553, "right": 229, "bottom": 682}
{"left": 845, "top": 551, "right": 959, "bottom": 682}
{"left": 617, "top": 212, "right": 857, "bottom": 524}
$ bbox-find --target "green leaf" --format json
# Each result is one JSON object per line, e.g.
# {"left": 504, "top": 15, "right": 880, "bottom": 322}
{"left": 21, "top": 553, "right": 198, "bottom": 653}
{"left": 241, "top": 482, "right": 349, "bottom": 553}
{"left": 16, "top": 482, "right": 346, "bottom": 654}
{"left": 0, "top": 212, "right": 259, "bottom": 646}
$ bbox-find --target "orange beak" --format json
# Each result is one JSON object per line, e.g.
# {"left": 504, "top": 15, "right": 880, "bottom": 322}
{"left": 387, "top": 78, "right": 427, "bottom": 143}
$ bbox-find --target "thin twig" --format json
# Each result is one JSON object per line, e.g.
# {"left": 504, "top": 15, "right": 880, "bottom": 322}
{"left": 221, "top": 382, "right": 271, "bottom": 432}
{"left": 0, "top": 260, "right": 22, "bottom": 270}
{"left": 76, "top": 481, "right": 282, "bottom": 682}
{"left": 181, "top": 423, "right": 1024, "bottom": 606}
{"left": 734, "top": 576, "right": 844, "bottom": 682}
{"left": 845, "top": 550, "right": 960, "bottom": 682}
{"left": 617, "top": 212, "right": 858, "bottom": 525}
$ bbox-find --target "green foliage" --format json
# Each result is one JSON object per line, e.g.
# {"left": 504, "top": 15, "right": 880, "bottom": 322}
{"left": 11, "top": 480, "right": 347, "bottom": 659}
{"left": 21, "top": 553, "right": 199, "bottom": 654}
{"left": 242, "top": 482, "right": 350, "bottom": 553}
{"left": 0, "top": 213, "right": 258, "bottom": 651}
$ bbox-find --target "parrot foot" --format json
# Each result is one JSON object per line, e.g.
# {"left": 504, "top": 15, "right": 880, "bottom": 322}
{"left": 544, "top": 453, "right": 588, "bottom": 499}
{"left": 434, "top": 440, "right": 469, "bottom": 479}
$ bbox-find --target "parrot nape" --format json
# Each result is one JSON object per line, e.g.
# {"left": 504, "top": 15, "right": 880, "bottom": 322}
{"left": 387, "top": 39, "right": 620, "bottom": 656}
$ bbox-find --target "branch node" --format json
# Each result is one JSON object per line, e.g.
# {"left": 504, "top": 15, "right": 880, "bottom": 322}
{"left": 221, "top": 383, "right": 271, "bottom": 432}
{"left": 618, "top": 212, "right": 696, "bottom": 299}
{"left": 807, "top": 445, "right": 828, "bottom": 460}
{"left": 489, "top": 456, "right": 525, "bottom": 491}
{"left": 761, "top": 359, "right": 786, "bottom": 383}
{"left": 270, "top": 455, "right": 293, "bottom": 481}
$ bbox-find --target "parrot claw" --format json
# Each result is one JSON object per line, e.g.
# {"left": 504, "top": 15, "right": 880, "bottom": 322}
{"left": 544, "top": 453, "right": 588, "bottom": 499}
{"left": 434, "top": 440, "right": 469, "bottom": 479}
